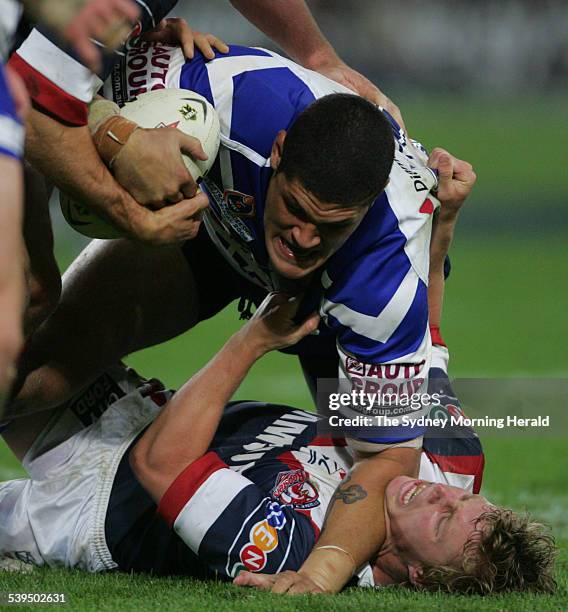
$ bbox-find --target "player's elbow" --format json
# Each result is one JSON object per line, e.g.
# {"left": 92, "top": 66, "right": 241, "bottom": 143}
{"left": 129, "top": 438, "right": 163, "bottom": 497}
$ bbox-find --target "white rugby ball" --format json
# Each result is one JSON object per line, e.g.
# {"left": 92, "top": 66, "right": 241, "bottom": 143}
{"left": 60, "top": 89, "right": 220, "bottom": 239}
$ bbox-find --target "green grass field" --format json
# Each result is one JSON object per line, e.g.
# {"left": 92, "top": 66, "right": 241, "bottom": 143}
{"left": 0, "top": 97, "right": 567, "bottom": 609}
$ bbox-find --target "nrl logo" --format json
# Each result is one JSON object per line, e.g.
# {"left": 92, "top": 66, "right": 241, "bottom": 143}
{"left": 179, "top": 104, "right": 198, "bottom": 121}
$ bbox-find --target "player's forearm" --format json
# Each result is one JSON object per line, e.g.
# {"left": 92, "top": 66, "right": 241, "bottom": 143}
{"left": 230, "top": 0, "right": 339, "bottom": 69}
{"left": 132, "top": 330, "right": 264, "bottom": 500}
{"left": 25, "top": 108, "right": 142, "bottom": 235}
{"left": 428, "top": 210, "right": 459, "bottom": 328}
{"left": 299, "top": 447, "right": 419, "bottom": 592}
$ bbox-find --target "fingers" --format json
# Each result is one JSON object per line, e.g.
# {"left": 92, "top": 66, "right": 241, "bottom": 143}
{"left": 193, "top": 32, "right": 229, "bottom": 59}
{"left": 178, "top": 133, "right": 208, "bottom": 162}
{"left": 171, "top": 18, "right": 196, "bottom": 60}
{"left": 428, "top": 147, "right": 476, "bottom": 185}
{"left": 432, "top": 151, "right": 454, "bottom": 188}
{"left": 233, "top": 571, "right": 276, "bottom": 590}
{"left": 297, "top": 312, "right": 321, "bottom": 338}
{"left": 172, "top": 191, "right": 210, "bottom": 218}
{"left": 141, "top": 18, "right": 229, "bottom": 61}
{"left": 271, "top": 571, "right": 300, "bottom": 594}
{"left": 150, "top": 192, "right": 209, "bottom": 244}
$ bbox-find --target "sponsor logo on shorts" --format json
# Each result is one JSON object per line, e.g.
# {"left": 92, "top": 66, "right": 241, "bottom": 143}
{"left": 271, "top": 469, "right": 320, "bottom": 509}
{"left": 68, "top": 374, "right": 125, "bottom": 426}
{"left": 238, "top": 515, "right": 282, "bottom": 572}
{"left": 240, "top": 543, "right": 266, "bottom": 571}
{"left": 265, "top": 501, "right": 287, "bottom": 530}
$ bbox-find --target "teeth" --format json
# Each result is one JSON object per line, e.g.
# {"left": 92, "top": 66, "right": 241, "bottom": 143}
{"left": 280, "top": 238, "right": 295, "bottom": 256}
{"left": 403, "top": 482, "right": 428, "bottom": 505}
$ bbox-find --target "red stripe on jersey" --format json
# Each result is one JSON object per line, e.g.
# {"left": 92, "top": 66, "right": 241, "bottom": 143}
{"left": 473, "top": 453, "right": 485, "bottom": 494}
{"left": 157, "top": 451, "right": 228, "bottom": 528}
{"left": 425, "top": 450, "right": 484, "bottom": 487}
{"left": 420, "top": 198, "right": 435, "bottom": 214}
{"left": 429, "top": 325, "right": 447, "bottom": 347}
{"left": 8, "top": 53, "right": 88, "bottom": 126}
{"left": 277, "top": 450, "right": 303, "bottom": 471}
{"left": 310, "top": 435, "right": 347, "bottom": 447}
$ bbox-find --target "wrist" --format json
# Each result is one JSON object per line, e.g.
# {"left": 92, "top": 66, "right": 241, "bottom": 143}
{"left": 230, "top": 329, "right": 267, "bottom": 362}
{"left": 436, "top": 203, "right": 463, "bottom": 224}
{"left": 92, "top": 115, "right": 140, "bottom": 167}
{"left": 300, "top": 546, "right": 356, "bottom": 593}
{"left": 88, "top": 98, "right": 120, "bottom": 134}
{"left": 301, "top": 43, "right": 342, "bottom": 71}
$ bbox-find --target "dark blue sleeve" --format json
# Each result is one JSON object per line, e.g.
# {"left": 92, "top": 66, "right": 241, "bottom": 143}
{"left": 157, "top": 452, "right": 316, "bottom": 580}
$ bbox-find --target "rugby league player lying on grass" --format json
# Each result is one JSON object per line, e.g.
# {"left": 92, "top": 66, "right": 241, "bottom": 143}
{"left": 0, "top": 278, "right": 556, "bottom": 594}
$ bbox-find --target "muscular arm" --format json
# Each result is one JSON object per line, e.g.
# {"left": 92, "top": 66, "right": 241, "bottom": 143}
{"left": 428, "top": 148, "right": 474, "bottom": 329}
{"left": 229, "top": 0, "right": 402, "bottom": 122}
{"left": 25, "top": 108, "right": 208, "bottom": 244}
{"left": 230, "top": 0, "right": 337, "bottom": 70}
{"left": 428, "top": 200, "right": 460, "bottom": 329}
{"left": 130, "top": 294, "right": 319, "bottom": 502}
{"left": 298, "top": 447, "right": 419, "bottom": 592}
{"left": 259, "top": 149, "right": 477, "bottom": 594}
{"left": 130, "top": 330, "right": 263, "bottom": 501}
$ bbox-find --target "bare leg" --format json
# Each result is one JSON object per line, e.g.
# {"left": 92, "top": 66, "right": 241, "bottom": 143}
{"left": 8, "top": 238, "right": 198, "bottom": 419}
{"left": 0, "top": 156, "right": 25, "bottom": 414}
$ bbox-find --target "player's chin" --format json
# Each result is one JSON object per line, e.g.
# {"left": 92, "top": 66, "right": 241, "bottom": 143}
{"left": 272, "top": 260, "right": 318, "bottom": 280}
{"left": 268, "top": 242, "right": 322, "bottom": 279}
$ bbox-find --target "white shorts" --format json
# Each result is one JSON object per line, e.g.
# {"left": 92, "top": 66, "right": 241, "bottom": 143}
{"left": 0, "top": 367, "right": 167, "bottom": 571}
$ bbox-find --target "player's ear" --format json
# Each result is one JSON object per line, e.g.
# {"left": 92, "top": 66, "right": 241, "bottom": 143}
{"left": 407, "top": 564, "right": 424, "bottom": 586}
{"left": 270, "top": 130, "right": 287, "bottom": 171}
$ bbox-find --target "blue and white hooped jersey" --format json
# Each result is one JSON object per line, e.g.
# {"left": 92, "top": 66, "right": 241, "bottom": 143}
{"left": 105, "top": 43, "right": 440, "bottom": 447}
{"left": 0, "top": 61, "right": 23, "bottom": 159}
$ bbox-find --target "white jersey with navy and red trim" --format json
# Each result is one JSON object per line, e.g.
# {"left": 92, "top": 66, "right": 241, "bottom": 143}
{"left": 7, "top": 0, "right": 178, "bottom": 124}
{"left": 149, "top": 357, "right": 483, "bottom": 581}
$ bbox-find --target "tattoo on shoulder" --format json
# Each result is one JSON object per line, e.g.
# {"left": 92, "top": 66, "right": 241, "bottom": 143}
{"left": 332, "top": 480, "right": 368, "bottom": 505}
{"left": 320, "top": 475, "right": 369, "bottom": 532}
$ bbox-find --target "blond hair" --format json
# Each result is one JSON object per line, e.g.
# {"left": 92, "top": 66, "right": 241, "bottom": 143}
{"left": 417, "top": 508, "right": 557, "bottom": 594}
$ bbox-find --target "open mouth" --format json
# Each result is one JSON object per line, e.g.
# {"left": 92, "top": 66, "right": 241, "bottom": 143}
{"left": 400, "top": 480, "right": 429, "bottom": 506}
{"left": 275, "top": 236, "right": 315, "bottom": 264}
